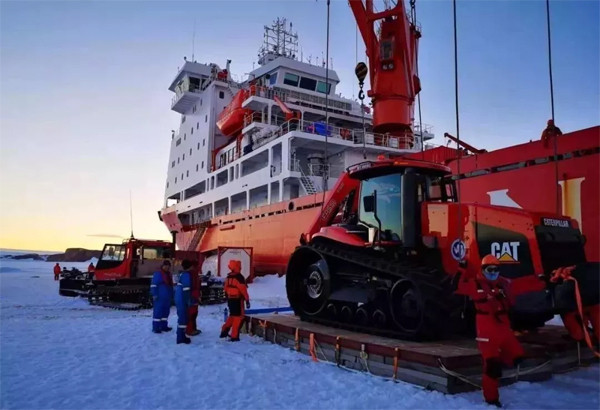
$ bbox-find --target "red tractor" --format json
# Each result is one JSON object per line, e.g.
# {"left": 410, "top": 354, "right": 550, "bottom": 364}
{"left": 286, "top": 158, "right": 599, "bottom": 340}
{"left": 60, "top": 237, "right": 226, "bottom": 308}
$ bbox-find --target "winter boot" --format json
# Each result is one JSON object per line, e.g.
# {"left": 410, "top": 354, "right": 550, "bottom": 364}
{"left": 486, "top": 400, "right": 502, "bottom": 408}
{"left": 152, "top": 330, "right": 162, "bottom": 334}
{"left": 177, "top": 336, "right": 191, "bottom": 345}
{"left": 220, "top": 329, "right": 230, "bottom": 338}
{"left": 188, "top": 329, "right": 201, "bottom": 336}
{"left": 229, "top": 337, "right": 240, "bottom": 342}
{"left": 163, "top": 326, "right": 173, "bottom": 332}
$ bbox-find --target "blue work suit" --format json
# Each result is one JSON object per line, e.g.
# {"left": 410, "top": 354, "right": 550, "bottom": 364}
{"left": 175, "top": 270, "right": 192, "bottom": 342}
{"left": 151, "top": 270, "right": 173, "bottom": 332}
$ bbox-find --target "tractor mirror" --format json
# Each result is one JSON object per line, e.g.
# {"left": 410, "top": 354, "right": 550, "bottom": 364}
{"left": 363, "top": 194, "right": 375, "bottom": 213}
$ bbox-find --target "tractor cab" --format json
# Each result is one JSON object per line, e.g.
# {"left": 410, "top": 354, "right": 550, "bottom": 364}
{"left": 325, "top": 159, "right": 456, "bottom": 248}
{"left": 95, "top": 238, "right": 173, "bottom": 281}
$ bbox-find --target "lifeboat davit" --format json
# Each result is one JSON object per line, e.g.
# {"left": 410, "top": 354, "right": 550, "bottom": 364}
{"left": 217, "top": 89, "right": 252, "bottom": 136}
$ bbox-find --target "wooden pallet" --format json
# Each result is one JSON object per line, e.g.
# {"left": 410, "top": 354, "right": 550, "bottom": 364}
{"left": 245, "top": 314, "right": 596, "bottom": 394}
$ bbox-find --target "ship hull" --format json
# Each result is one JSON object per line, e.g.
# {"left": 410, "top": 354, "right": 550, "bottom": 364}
{"left": 162, "top": 194, "right": 325, "bottom": 275}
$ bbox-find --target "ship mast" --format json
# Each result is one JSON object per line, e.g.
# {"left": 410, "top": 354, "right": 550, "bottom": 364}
{"left": 258, "top": 18, "right": 299, "bottom": 66}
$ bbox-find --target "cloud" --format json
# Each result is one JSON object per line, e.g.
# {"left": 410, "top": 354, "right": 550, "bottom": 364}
{"left": 86, "top": 234, "right": 123, "bottom": 238}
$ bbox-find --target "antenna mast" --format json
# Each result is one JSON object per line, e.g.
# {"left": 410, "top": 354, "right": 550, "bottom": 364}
{"left": 258, "top": 17, "right": 299, "bottom": 66}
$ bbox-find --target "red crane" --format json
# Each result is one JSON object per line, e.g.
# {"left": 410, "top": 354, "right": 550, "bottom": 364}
{"left": 349, "top": 0, "right": 421, "bottom": 145}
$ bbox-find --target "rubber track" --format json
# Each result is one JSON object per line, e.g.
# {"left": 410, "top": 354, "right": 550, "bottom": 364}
{"left": 299, "top": 239, "right": 461, "bottom": 340}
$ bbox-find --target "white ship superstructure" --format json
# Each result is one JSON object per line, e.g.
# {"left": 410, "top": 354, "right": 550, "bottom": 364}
{"left": 162, "top": 19, "right": 433, "bottom": 227}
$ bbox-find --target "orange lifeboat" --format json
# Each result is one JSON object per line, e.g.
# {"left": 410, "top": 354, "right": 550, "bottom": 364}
{"left": 216, "top": 89, "right": 252, "bottom": 137}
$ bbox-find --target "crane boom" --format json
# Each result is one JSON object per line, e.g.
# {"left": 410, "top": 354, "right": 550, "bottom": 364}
{"left": 349, "top": 0, "right": 421, "bottom": 144}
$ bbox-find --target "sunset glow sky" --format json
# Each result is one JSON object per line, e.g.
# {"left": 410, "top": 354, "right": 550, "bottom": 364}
{"left": 1, "top": 0, "right": 598, "bottom": 252}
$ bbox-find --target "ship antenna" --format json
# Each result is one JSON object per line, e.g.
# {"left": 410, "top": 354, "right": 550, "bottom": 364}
{"left": 322, "top": 0, "right": 331, "bottom": 207}
{"left": 129, "top": 190, "right": 134, "bottom": 239}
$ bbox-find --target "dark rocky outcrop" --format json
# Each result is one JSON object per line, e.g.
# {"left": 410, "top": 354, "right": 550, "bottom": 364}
{"left": 1, "top": 253, "right": 45, "bottom": 261}
{"left": 46, "top": 248, "right": 101, "bottom": 262}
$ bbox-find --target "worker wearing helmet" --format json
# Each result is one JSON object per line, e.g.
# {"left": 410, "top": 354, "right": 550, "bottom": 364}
{"left": 454, "top": 254, "right": 525, "bottom": 408}
{"left": 151, "top": 260, "right": 174, "bottom": 333}
{"left": 220, "top": 259, "right": 250, "bottom": 342}
{"left": 175, "top": 259, "right": 194, "bottom": 344}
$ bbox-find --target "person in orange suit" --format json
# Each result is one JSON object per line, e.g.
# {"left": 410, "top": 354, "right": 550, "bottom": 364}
{"left": 220, "top": 260, "right": 250, "bottom": 342}
{"left": 87, "top": 263, "right": 95, "bottom": 273}
{"left": 186, "top": 260, "right": 201, "bottom": 336}
{"left": 454, "top": 254, "right": 525, "bottom": 408}
{"left": 541, "top": 119, "right": 562, "bottom": 147}
{"left": 53, "top": 263, "right": 61, "bottom": 281}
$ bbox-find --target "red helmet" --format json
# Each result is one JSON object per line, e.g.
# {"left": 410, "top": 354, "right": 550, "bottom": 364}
{"left": 228, "top": 259, "right": 242, "bottom": 274}
{"left": 481, "top": 254, "right": 500, "bottom": 268}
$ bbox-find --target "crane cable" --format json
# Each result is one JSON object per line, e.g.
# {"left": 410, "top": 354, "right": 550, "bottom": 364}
{"left": 452, "top": 0, "right": 463, "bottom": 242}
{"left": 322, "top": 0, "right": 331, "bottom": 203}
{"left": 410, "top": 0, "right": 424, "bottom": 157}
{"left": 545, "top": 0, "right": 559, "bottom": 214}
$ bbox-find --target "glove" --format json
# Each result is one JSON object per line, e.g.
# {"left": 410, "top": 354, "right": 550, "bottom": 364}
{"left": 245, "top": 301, "right": 251, "bottom": 309}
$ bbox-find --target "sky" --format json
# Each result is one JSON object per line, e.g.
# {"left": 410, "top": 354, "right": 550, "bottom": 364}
{"left": 0, "top": 0, "right": 598, "bottom": 252}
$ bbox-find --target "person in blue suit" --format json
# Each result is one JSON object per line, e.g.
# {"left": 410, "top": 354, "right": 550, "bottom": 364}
{"left": 151, "top": 260, "right": 174, "bottom": 333}
{"left": 175, "top": 259, "right": 193, "bottom": 344}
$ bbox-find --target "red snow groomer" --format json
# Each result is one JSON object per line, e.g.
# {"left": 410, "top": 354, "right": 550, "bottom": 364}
{"left": 59, "top": 237, "right": 226, "bottom": 309}
{"left": 285, "top": 157, "right": 600, "bottom": 341}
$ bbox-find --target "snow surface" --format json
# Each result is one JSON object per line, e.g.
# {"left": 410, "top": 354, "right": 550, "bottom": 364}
{"left": 1, "top": 259, "right": 599, "bottom": 410}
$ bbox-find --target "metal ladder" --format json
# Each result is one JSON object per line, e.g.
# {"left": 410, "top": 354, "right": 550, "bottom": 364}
{"left": 186, "top": 221, "right": 210, "bottom": 252}
{"left": 299, "top": 167, "right": 319, "bottom": 195}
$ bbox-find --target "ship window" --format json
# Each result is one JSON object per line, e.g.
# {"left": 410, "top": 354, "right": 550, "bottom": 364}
{"left": 202, "top": 161, "right": 204, "bottom": 169}
{"left": 182, "top": 115, "right": 186, "bottom": 123}
{"left": 178, "top": 158, "right": 180, "bottom": 164}
{"left": 187, "top": 170, "right": 189, "bottom": 177}
{"left": 167, "top": 182, "right": 169, "bottom": 188}
{"left": 269, "top": 72, "right": 278, "bottom": 85}
{"left": 317, "top": 81, "right": 330, "bottom": 94}
{"left": 203, "top": 139, "right": 205, "bottom": 146}
{"left": 299, "top": 77, "right": 317, "bottom": 91}
{"left": 196, "top": 164, "right": 199, "bottom": 172}
{"left": 284, "top": 73, "right": 300, "bottom": 87}
{"left": 181, "top": 173, "right": 184, "bottom": 180}
{"left": 190, "top": 148, "right": 192, "bottom": 155}
{"left": 219, "top": 91, "right": 225, "bottom": 99}
{"left": 197, "top": 143, "right": 200, "bottom": 150}
{"left": 205, "top": 115, "right": 208, "bottom": 123}
{"left": 191, "top": 127, "right": 193, "bottom": 135}
{"left": 175, "top": 177, "right": 178, "bottom": 183}
{"left": 183, "top": 154, "right": 185, "bottom": 160}
{"left": 171, "top": 161, "right": 175, "bottom": 168}
{"left": 211, "top": 177, "right": 214, "bottom": 189}
{"left": 196, "top": 122, "right": 199, "bottom": 129}
{"left": 235, "top": 164, "right": 239, "bottom": 179}
{"left": 184, "top": 134, "right": 186, "bottom": 140}
{"left": 176, "top": 138, "right": 181, "bottom": 146}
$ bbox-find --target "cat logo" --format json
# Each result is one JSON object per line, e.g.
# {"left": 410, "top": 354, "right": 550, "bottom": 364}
{"left": 491, "top": 241, "right": 520, "bottom": 263}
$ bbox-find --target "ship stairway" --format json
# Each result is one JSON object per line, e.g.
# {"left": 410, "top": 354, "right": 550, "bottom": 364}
{"left": 299, "top": 167, "right": 319, "bottom": 195}
{"left": 186, "top": 221, "right": 210, "bottom": 252}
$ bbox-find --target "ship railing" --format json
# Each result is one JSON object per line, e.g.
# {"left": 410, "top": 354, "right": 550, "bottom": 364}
{"left": 307, "top": 163, "right": 345, "bottom": 178}
{"left": 171, "top": 84, "right": 202, "bottom": 106}
{"left": 247, "top": 85, "right": 352, "bottom": 112}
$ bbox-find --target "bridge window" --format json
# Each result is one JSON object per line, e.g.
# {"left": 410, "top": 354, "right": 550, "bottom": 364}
{"left": 284, "top": 73, "right": 299, "bottom": 87}
{"left": 317, "top": 81, "right": 330, "bottom": 94}
{"left": 269, "top": 72, "right": 278, "bottom": 85}
{"left": 299, "top": 77, "right": 317, "bottom": 91}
